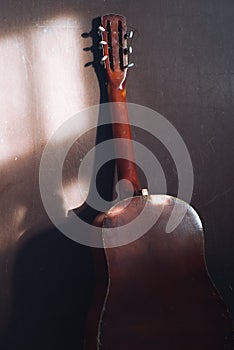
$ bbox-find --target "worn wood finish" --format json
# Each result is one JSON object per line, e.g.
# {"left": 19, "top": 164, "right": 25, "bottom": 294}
{"left": 85, "top": 195, "right": 234, "bottom": 349}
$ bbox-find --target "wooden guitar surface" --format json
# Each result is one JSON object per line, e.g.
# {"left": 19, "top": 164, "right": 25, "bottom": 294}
{"left": 85, "top": 195, "right": 233, "bottom": 349}
{"left": 83, "top": 13, "right": 234, "bottom": 349}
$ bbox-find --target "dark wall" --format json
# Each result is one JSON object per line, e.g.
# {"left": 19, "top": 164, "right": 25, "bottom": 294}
{"left": 0, "top": 0, "right": 233, "bottom": 349}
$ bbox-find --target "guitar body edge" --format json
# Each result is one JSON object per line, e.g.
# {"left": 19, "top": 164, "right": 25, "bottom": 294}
{"left": 84, "top": 195, "right": 234, "bottom": 350}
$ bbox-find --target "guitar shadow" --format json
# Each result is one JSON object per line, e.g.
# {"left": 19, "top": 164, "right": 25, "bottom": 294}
{"left": 0, "top": 17, "right": 115, "bottom": 350}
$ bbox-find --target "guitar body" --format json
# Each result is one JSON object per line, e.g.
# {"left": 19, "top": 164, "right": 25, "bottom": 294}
{"left": 83, "top": 14, "right": 233, "bottom": 349}
{"left": 85, "top": 195, "right": 233, "bottom": 349}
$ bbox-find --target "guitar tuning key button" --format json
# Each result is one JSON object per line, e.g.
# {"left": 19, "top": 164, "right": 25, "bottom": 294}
{"left": 124, "top": 30, "right": 134, "bottom": 39}
{"left": 99, "top": 40, "right": 107, "bottom": 45}
{"left": 101, "top": 55, "right": 108, "bottom": 62}
{"left": 127, "top": 63, "right": 134, "bottom": 68}
{"left": 124, "top": 47, "right": 133, "bottom": 55}
{"left": 98, "top": 26, "right": 105, "bottom": 32}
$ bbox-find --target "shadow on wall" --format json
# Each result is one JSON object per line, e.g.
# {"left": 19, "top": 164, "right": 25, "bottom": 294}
{"left": 0, "top": 13, "right": 115, "bottom": 349}
{"left": 1, "top": 225, "right": 94, "bottom": 350}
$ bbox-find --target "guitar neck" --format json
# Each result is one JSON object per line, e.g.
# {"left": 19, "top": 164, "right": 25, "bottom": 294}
{"left": 108, "top": 81, "right": 141, "bottom": 198}
{"left": 99, "top": 13, "right": 141, "bottom": 198}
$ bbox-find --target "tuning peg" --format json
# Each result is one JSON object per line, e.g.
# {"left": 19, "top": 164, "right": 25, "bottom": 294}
{"left": 124, "top": 62, "right": 134, "bottom": 69}
{"left": 124, "top": 46, "right": 133, "bottom": 55}
{"left": 101, "top": 55, "right": 108, "bottom": 62}
{"left": 98, "top": 40, "right": 108, "bottom": 50}
{"left": 124, "top": 30, "right": 134, "bottom": 39}
{"left": 98, "top": 25, "right": 105, "bottom": 34}
{"left": 99, "top": 40, "right": 107, "bottom": 45}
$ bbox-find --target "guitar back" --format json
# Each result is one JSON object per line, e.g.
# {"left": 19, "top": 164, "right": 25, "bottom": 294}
{"left": 85, "top": 195, "right": 233, "bottom": 350}
{"left": 83, "top": 14, "right": 233, "bottom": 349}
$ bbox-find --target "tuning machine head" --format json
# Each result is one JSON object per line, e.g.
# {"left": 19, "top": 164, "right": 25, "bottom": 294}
{"left": 98, "top": 40, "right": 107, "bottom": 52}
{"left": 98, "top": 25, "right": 105, "bottom": 35}
{"left": 128, "top": 46, "right": 133, "bottom": 54}
{"left": 99, "top": 40, "right": 107, "bottom": 45}
{"left": 123, "top": 28, "right": 135, "bottom": 69}
{"left": 100, "top": 55, "right": 108, "bottom": 63}
{"left": 124, "top": 46, "right": 133, "bottom": 55}
{"left": 98, "top": 14, "right": 136, "bottom": 84}
{"left": 124, "top": 29, "right": 134, "bottom": 40}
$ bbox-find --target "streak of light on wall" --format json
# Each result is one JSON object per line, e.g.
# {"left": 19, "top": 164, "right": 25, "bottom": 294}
{"left": 0, "top": 33, "right": 32, "bottom": 163}
{"left": 31, "top": 16, "right": 92, "bottom": 137}
{"left": 0, "top": 14, "right": 99, "bottom": 211}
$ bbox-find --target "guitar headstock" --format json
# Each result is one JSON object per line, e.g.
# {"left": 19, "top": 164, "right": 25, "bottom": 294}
{"left": 98, "top": 14, "right": 134, "bottom": 87}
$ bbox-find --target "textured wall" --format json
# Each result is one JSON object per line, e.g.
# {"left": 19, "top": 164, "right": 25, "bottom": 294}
{"left": 0, "top": 0, "right": 233, "bottom": 348}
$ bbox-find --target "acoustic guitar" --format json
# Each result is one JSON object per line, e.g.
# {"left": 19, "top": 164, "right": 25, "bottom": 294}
{"left": 84, "top": 13, "right": 234, "bottom": 350}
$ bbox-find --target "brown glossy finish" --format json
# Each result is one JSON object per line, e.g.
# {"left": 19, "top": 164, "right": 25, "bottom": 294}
{"left": 108, "top": 102, "right": 141, "bottom": 197}
{"left": 101, "top": 14, "right": 141, "bottom": 197}
{"left": 85, "top": 195, "right": 234, "bottom": 349}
